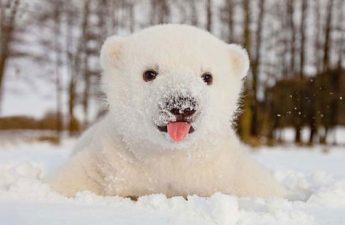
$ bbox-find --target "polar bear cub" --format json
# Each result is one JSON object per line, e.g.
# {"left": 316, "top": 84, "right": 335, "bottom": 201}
{"left": 49, "top": 24, "right": 285, "bottom": 198}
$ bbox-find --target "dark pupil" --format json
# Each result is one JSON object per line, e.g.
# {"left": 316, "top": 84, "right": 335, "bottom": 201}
{"left": 202, "top": 73, "right": 213, "bottom": 85}
{"left": 143, "top": 70, "right": 157, "bottom": 82}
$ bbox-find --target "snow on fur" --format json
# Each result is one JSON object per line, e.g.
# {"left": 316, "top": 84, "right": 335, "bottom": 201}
{"left": 47, "top": 25, "right": 285, "bottom": 198}
{"left": 100, "top": 24, "right": 246, "bottom": 150}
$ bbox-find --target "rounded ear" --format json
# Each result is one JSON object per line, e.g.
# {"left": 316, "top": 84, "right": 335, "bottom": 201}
{"left": 100, "top": 35, "right": 125, "bottom": 69}
{"left": 228, "top": 44, "right": 250, "bottom": 79}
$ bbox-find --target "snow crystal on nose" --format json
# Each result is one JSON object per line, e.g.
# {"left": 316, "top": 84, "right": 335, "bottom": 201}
{"left": 159, "top": 95, "right": 198, "bottom": 112}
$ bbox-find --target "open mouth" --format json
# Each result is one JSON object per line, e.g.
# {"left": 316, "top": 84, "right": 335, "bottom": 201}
{"left": 157, "top": 122, "right": 195, "bottom": 142}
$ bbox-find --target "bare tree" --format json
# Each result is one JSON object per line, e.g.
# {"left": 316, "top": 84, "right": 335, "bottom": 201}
{"left": 335, "top": 0, "right": 345, "bottom": 68}
{"left": 250, "top": 0, "right": 265, "bottom": 137}
{"left": 222, "top": 0, "right": 236, "bottom": 43}
{"left": 0, "top": 0, "right": 20, "bottom": 112}
{"left": 126, "top": 1, "right": 135, "bottom": 32}
{"left": 322, "top": 0, "right": 335, "bottom": 72}
{"left": 80, "top": 0, "right": 110, "bottom": 126}
{"left": 316, "top": 0, "right": 335, "bottom": 144}
{"left": 287, "top": 0, "right": 296, "bottom": 75}
{"left": 189, "top": 0, "right": 198, "bottom": 26}
{"left": 238, "top": 0, "right": 252, "bottom": 143}
{"left": 205, "top": 0, "right": 213, "bottom": 32}
{"left": 293, "top": 0, "right": 309, "bottom": 144}
{"left": 150, "top": 0, "right": 170, "bottom": 25}
{"left": 53, "top": 2, "right": 63, "bottom": 138}
{"left": 299, "top": 0, "right": 308, "bottom": 78}
{"left": 65, "top": 5, "right": 79, "bottom": 135}
{"left": 79, "top": 0, "right": 92, "bottom": 127}
{"left": 313, "top": 0, "right": 322, "bottom": 74}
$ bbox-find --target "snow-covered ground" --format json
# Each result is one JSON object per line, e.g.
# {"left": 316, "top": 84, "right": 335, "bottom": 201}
{"left": 0, "top": 140, "right": 344, "bottom": 225}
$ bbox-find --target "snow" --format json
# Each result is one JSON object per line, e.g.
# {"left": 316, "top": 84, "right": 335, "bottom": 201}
{"left": 0, "top": 140, "right": 345, "bottom": 225}
{"left": 0, "top": 192, "right": 238, "bottom": 225}
{"left": 276, "top": 127, "right": 345, "bottom": 145}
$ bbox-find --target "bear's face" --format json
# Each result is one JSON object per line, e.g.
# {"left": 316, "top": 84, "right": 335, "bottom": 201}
{"left": 101, "top": 25, "right": 249, "bottom": 150}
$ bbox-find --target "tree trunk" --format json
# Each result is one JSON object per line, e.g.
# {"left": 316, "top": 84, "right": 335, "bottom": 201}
{"left": 128, "top": 2, "right": 135, "bottom": 32}
{"left": 287, "top": 0, "right": 296, "bottom": 75}
{"left": 308, "top": 120, "right": 317, "bottom": 145}
{"left": 0, "top": 0, "right": 20, "bottom": 112}
{"left": 322, "top": 0, "right": 334, "bottom": 72}
{"left": 250, "top": 0, "right": 265, "bottom": 137}
{"left": 80, "top": 0, "right": 91, "bottom": 127}
{"left": 54, "top": 4, "right": 63, "bottom": 139}
{"left": 295, "top": 127, "right": 302, "bottom": 144}
{"left": 238, "top": 0, "right": 252, "bottom": 143}
{"left": 299, "top": 0, "right": 308, "bottom": 78}
{"left": 65, "top": 8, "right": 78, "bottom": 135}
{"left": 294, "top": 0, "right": 308, "bottom": 145}
{"left": 189, "top": 0, "right": 198, "bottom": 26}
{"left": 206, "top": 0, "right": 213, "bottom": 32}
{"left": 336, "top": 0, "right": 344, "bottom": 68}
{"left": 225, "top": 0, "right": 235, "bottom": 43}
{"left": 150, "top": 0, "right": 170, "bottom": 25}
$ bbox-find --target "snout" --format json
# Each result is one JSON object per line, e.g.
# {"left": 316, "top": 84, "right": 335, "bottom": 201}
{"left": 157, "top": 95, "right": 198, "bottom": 142}
{"left": 160, "top": 95, "right": 198, "bottom": 122}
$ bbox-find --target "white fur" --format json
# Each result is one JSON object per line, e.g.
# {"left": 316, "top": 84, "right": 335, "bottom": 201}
{"left": 48, "top": 24, "right": 285, "bottom": 198}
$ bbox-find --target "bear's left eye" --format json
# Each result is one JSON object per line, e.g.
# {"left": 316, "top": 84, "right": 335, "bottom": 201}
{"left": 143, "top": 69, "right": 158, "bottom": 82}
{"left": 201, "top": 72, "right": 213, "bottom": 85}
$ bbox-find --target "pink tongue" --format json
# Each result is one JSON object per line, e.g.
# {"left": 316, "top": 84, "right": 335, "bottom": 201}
{"left": 167, "top": 122, "right": 191, "bottom": 142}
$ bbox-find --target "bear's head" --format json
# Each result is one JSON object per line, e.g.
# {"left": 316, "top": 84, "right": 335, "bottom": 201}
{"left": 100, "top": 24, "right": 249, "bottom": 151}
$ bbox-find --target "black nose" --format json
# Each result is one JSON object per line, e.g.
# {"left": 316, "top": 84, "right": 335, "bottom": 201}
{"left": 170, "top": 107, "right": 196, "bottom": 117}
{"left": 163, "top": 95, "right": 198, "bottom": 118}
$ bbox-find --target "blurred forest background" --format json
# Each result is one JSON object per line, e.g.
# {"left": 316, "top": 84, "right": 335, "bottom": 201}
{"left": 0, "top": 0, "right": 344, "bottom": 146}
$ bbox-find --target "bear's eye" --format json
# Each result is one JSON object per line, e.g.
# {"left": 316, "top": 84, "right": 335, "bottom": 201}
{"left": 143, "top": 69, "right": 158, "bottom": 82}
{"left": 201, "top": 73, "right": 213, "bottom": 85}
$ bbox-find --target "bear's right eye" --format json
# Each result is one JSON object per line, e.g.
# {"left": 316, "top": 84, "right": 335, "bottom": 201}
{"left": 143, "top": 70, "right": 158, "bottom": 82}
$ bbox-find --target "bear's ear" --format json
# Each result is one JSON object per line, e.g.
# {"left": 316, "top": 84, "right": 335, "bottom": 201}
{"left": 100, "top": 35, "right": 125, "bottom": 69}
{"left": 227, "top": 44, "right": 250, "bottom": 79}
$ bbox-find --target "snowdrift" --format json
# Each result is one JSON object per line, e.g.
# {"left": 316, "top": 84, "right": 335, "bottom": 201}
{"left": 0, "top": 141, "right": 345, "bottom": 225}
